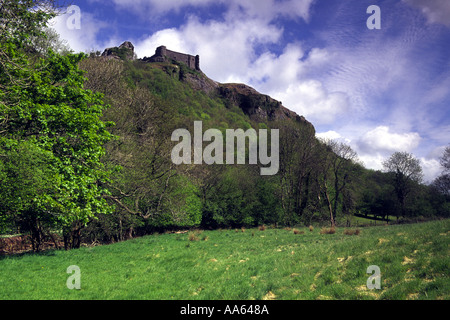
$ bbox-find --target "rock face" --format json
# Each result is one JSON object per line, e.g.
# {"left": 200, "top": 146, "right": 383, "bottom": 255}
{"left": 217, "top": 83, "right": 313, "bottom": 130}
{"left": 183, "top": 72, "right": 219, "bottom": 94}
{"left": 101, "top": 41, "right": 135, "bottom": 60}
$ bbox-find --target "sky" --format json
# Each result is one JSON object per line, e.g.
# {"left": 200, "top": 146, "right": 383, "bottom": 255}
{"left": 50, "top": 0, "right": 450, "bottom": 183}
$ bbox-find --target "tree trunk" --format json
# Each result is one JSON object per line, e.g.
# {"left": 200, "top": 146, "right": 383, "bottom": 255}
{"left": 323, "top": 180, "right": 335, "bottom": 227}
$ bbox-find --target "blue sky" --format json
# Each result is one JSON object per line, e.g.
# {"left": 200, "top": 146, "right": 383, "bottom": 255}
{"left": 50, "top": 0, "right": 450, "bottom": 183}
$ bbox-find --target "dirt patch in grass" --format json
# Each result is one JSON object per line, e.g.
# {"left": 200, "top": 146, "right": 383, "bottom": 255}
{"left": 262, "top": 291, "right": 277, "bottom": 300}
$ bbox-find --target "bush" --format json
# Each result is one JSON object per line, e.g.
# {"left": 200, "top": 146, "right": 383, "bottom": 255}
{"left": 320, "top": 227, "right": 336, "bottom": 234}
{"left": 343, "top": 229, "right": 361, "bottom": 236}
{"left": 188, "top": 231, "right": 200, "bottom": 241}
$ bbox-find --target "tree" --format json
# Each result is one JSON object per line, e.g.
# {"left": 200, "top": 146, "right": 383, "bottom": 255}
{"left": 316, "top": 139, "right": 359, "bottom": 227}
{"left": 440, "top": 145, "right": 450, "bottom": 172}
{"left": 0, "top": 1, "right": 59, "bottom": 104}
{"left": 277, "top": 120, "right": 317, "bottom": 225}
{"left": 1, "top": 1, "right": 114, "bottom": 250}
{"left": 30, "top": 26, "right": 72, "bottom": 56}
{"left": 327, "top": 140, "right": 359, "bottom": 222}
{"left": 432, "top": 145, "right": 450, "bottom": 196}
{"left": 382, "top": 152, "right": 423, "bottom": 219}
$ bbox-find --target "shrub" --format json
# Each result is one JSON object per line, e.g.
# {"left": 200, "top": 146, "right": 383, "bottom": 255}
{"left": 188, "top": 230, "right": 202, "bottom": 241}
{"left": 343, "top": 229, "right": 361, "bottom": 236}
{"left": 320, "top": 227, "right": 336, "bottom": 235}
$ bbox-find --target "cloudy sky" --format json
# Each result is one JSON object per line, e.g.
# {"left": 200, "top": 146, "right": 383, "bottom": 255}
{"left": 50, "top": 0, "right": 450, "bottom": 183}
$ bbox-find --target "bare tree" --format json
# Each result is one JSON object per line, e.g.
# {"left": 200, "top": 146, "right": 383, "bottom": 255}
{"left": 432, "top": 145, "right": 450, "bottom": 196}
{"left": 440, "top": 145, "right": 450, "bottom": 173}
{"left": 317, "top": 139, "right": 359, "bottom": 227}
{"left": 329, "top": 140, "right": 358, "bottom": 222}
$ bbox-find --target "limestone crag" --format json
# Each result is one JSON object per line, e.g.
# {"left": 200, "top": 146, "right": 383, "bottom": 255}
{"left": 102, "top": 41, "right": 135, "bottom": 60}
{"left": 217, "top": 83, "right": 312, "bottom": 129}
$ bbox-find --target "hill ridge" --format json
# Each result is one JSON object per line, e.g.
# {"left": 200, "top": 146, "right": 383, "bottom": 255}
{"left": 101, "top": 41, "right": 314, "bottom": 130}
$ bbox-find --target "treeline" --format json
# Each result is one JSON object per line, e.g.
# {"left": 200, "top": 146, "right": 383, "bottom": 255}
{"left": 1, "top": 1, "right": 448, "bottom": 252}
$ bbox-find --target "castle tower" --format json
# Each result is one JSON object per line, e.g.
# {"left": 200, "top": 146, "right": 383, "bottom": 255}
{"left": 195, "top": 55, "right": 200, "bottom": 71}
{"left": 155, "top": 46, "right": 167, "bottom": 57}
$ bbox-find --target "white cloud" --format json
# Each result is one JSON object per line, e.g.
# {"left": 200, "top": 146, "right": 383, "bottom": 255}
{"left": 358, "top": 153, "right": 387, "bottom": 172}
{"left": 48, "top": 8, "right": 114, "bottom": 53}
{"left": 403, "top": 0, "right": 450, "bottom": 27}
{"left": 356, "top": 126, "right": 421, "bottom": 154}
{"left": 420, "top": 157, "right": 443, "bottom": 184}
{"left": 269, "top": 80, "right": 349, "bottom": 125}
{"left": 104, "top": 0, "right": 315, "bottom": 22}
{"left": 316, "top": 130, "right": 341, "bottom": 141}
{"left": 226, "top": 0, "right": 315, "bottom": 22}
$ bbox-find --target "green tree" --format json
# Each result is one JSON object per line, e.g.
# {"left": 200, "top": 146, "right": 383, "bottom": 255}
{"left": 277, "top": 120, "right": 317, "bottom": 225}
{"left": 382, "top": 151, "right": 423, "bottom": 219}
{"left": 0, "top": 1, "right": 114, "bottom": 250}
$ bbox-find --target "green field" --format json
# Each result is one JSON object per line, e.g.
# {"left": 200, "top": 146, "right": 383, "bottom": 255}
{"left": 0, "top": 219, "right": 448, "bottom": 300}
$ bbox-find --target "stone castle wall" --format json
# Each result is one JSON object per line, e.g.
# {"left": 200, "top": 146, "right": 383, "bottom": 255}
{"left": 147, "top": 46, "right": 200, "bottom": 71}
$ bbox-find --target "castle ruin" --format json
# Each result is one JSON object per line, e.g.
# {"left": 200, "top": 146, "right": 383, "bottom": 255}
{"left": 144, "top": 46, "right": 200, "bottom": 71}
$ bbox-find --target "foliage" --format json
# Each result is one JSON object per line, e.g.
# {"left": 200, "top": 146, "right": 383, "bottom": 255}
{"left": 383, "top": 152, "right": 424, "bottom": 218}
{"left": 0, "top": 1, "right": 113, "bottom": 250}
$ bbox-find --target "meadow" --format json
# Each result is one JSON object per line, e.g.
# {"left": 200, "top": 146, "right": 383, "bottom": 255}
{"left": 0, "top": 219, "right": 448, "bottom": 300}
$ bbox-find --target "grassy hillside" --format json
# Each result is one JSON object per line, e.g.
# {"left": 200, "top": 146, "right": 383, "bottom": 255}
{"left": 1, "top": 219, "right": 448, "bottom": 300}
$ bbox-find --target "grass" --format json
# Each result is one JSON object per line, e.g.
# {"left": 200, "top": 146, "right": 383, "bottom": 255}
{"left": 0, "top": 219, "right": 448, "bottom": 300}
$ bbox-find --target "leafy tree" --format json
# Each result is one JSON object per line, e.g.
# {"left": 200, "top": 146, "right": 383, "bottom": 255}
{"left": 277, "top": 119, "right": 318, "bottom": 225}
{"left": 0, "top": 0, "right": 113, "bottom": 250}
{"left": 383, "top": 151, "right": 423, "bottom": 219}
{"left": 30, "top": 26, "right": 72, "bottom": 56}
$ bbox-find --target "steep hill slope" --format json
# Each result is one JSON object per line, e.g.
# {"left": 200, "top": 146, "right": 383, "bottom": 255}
{"left": 100, "top": 41, "right": 314, "bottom": 132}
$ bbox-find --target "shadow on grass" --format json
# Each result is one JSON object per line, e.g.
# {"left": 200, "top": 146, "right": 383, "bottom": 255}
{"left": 0, "top": 248, "right": 59, "bottom": 260}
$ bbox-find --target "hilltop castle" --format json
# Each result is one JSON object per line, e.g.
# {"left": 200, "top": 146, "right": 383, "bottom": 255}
{"left": 101, "top": 42, "right": 200, "bottom": 71}
{"left": 144, "top": 46, "right": 200, "bottom": 71}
